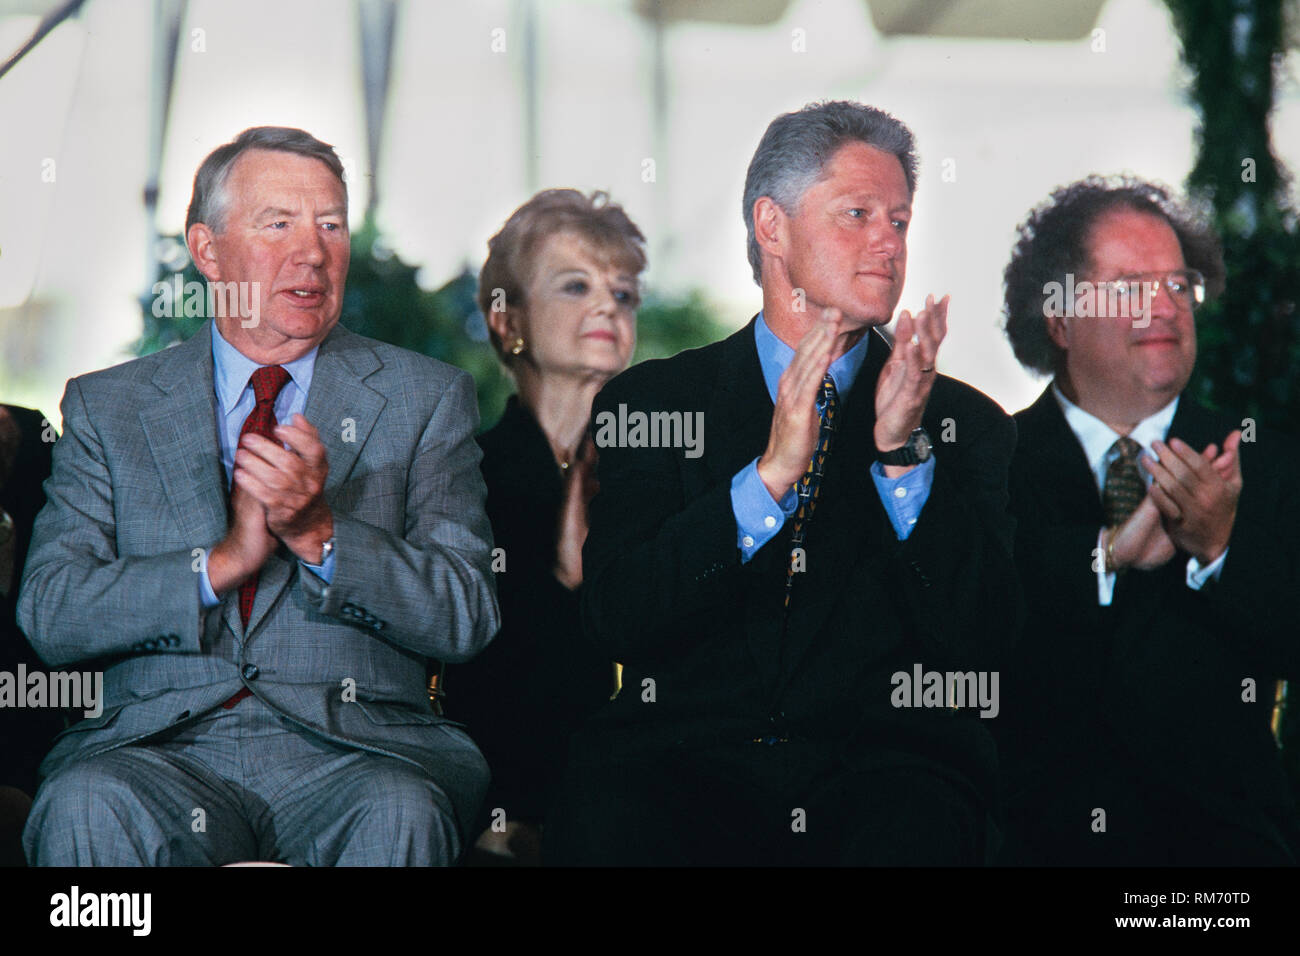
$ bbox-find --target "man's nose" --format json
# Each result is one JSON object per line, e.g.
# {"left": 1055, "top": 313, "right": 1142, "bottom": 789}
{"left": 868, "top": 220, "right": 904, "bottom": 259}
{"left": 291, "top": 222, "right": 327, "bottom": 265}
{"left": 1147, "top": 277, "right": 1180, "bottom": 319}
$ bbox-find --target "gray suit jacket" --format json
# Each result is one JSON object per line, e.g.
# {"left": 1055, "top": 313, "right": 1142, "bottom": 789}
{"left": 17, "top": 320, "right": 500, "bottom": 831}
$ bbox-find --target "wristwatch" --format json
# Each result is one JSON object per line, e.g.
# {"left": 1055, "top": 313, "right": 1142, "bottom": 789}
{"left": 875, "top": 427, "right": 933, "bottom": 466}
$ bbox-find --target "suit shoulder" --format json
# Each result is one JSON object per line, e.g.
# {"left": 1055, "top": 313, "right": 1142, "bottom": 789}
{"left": 928, "top": 373, "right": 1013, "bottom": 436}
{"left": 1182, "top": 398, "right": 1300, "bottom": 472}
{"left": 595, "top": 336, "right": 729, "bottom": 409}
{"left": 340, "top": 329, "right": 469, "bottom": 388}
{"left": 71, "top": 346, "right": 176, "bottom": 393}
{"left": 1011, "top": 387, "right": 1059, "bottom": 437}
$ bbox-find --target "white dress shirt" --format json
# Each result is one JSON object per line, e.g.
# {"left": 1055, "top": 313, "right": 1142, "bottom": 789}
{"left": 1051, "top": 383, "right": 1227, "bottom": 606}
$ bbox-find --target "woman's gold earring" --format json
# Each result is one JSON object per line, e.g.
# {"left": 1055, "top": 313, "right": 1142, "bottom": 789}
{"left": 510, "top": 337, "right": 525, "bottom": 356}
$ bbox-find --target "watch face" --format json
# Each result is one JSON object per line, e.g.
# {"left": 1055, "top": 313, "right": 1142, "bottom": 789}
{"left": 912, "top": 430, "right": 933, "bottom": 461}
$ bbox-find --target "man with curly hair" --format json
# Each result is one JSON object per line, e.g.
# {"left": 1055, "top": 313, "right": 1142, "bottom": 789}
{"left": 997, "top": 175, "right": 1299, "bottom": 865}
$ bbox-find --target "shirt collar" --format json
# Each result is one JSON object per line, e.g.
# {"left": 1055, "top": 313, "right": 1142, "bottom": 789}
{"left": 753, "top": 310, "right": 872, "bottom": 404}
{"left": 1051, "top": 380, "right": 1180, "bottom": 470}
{"left": 211, "top": 321, "right": 319, "bottom": 413}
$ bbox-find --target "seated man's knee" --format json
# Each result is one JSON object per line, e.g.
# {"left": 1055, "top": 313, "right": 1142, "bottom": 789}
{"left": 24, "top": 758, "right": 157, "bottom": 865}
{"left": 327, "top": 768, "right": 462, "bottom": 865}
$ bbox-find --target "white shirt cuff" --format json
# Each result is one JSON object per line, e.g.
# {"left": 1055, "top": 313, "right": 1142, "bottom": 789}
{"left": 1186, "top": 548, "right": 1228, "bottom": 590}
{"left": 1096, "top": 527, "right": 1116, "bottom": 607}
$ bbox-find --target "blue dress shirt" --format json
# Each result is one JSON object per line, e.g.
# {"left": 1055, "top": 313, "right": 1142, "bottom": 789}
{"left": 198, "top": 322, "right": 334, "bottom": 607}
{"left": 731, "top": 312, "right": 935, "bottom": 562}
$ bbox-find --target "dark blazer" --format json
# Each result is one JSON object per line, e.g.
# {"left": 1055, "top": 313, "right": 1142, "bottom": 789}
{"left": 450, "top": 396, "right": 614, "bottom": 823}
{"left": 998, "top": 386, "right": 1300, "bottom": 862}
{"left": 574, "top": 318, "right": 1022, "bottom": 802}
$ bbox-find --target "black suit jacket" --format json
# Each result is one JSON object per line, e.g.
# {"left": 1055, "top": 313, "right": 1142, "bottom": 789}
{"left": 575, "top": 318, "right": 1022, "bottom": 801}
{"left": 999, "top": 386, "right": 1299, "bottom": 858}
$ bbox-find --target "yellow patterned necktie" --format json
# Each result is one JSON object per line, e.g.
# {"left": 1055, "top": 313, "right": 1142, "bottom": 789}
{"left": 785, "top": 374, "right": 839, "bottom": 606}
{"left": 1102, "top": 436, "right": 1145, "bottom": 527}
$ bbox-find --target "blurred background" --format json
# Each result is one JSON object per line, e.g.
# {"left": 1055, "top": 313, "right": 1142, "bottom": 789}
{"left": 0, "top": 0, "right": 1297, "bottom": 431}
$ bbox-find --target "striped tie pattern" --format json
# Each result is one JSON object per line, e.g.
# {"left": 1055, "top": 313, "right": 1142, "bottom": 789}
{"left": 1102, "top": 436, "right": 1145, "bottom": 527}
{"left": 785, "top": 374, "right": 839, "bottom": 606}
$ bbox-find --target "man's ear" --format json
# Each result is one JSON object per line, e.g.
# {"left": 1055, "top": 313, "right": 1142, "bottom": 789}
{"left": 187, "top": 223, "right": 221, "bottom": 283}
{"left": 1045, "top": 313, "right": 1070, "bottom": 352}
{"left": 752, "top": 196, "right": 786, "bottom": 265}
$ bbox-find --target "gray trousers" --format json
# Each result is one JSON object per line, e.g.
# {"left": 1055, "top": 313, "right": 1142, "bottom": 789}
{"left": 24, "top": 695, "right": 466, "bottom": 866}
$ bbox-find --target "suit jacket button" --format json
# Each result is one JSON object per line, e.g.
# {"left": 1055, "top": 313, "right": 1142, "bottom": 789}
{"left": 242, "top": 663, "right": 260, "bottom": 681}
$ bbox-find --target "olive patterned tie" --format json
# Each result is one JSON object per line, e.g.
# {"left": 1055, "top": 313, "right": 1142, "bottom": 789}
{"left": 1102, "top": 436, "right": 1145, "bottom": 527}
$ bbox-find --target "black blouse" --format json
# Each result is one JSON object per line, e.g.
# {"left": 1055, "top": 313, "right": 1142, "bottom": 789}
{"left": 449, "top": 396, "right": 614, "bottom": 825}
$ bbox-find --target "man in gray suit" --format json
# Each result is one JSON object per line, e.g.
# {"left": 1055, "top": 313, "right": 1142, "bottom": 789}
{"left": 17, "top": 127, "right": 499, "bottom": 865}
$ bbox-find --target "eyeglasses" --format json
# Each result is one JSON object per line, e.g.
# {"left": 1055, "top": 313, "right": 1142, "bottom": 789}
{"left": 1097, "top": 269, "right": 1206, "bottom": 313}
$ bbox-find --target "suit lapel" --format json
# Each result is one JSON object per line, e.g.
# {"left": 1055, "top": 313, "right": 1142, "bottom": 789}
{"left": 702, "top": 318, "right": 776, "bottom": 489}
{"left": 302, "top": 325, "right": 387, "bottom": 499}
{"left": 243, "top": 324, "right": 388, "bottom": 638}
{"left": 701, "top": 320, "right": 786, "bottom": 681}
{"left": 1167, "top": 395, "right": 1223, "bottom": 452}
{"left": 139, "top": 321, "right": 230, "bottom": 561}
{"left": 1018, "top": 387, "right": 1104, "bottom": 527}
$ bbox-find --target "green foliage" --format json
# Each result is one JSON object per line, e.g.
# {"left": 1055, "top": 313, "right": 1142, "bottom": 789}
{"left": 632, "top": 292, "right": 731, "bottom": 366}
{"left": 1167, "top": 0, "right": 1300, "bottom": 433}
{"left": 135, "top": 238, "right": 209, "bottom": 355}
{"left": 136, "top": 216, "right": 730, "bottom": 433}
{"left": 1167, "top": 0, "right": 1300, "bottom": 789}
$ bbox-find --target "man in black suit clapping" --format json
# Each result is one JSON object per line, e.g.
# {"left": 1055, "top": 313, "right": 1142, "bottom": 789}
{"left": 997, "top": 175, "right": 1299, "bottom": 865}
{"left": 548, "top": 101, "right": 1022, "bottom": 866}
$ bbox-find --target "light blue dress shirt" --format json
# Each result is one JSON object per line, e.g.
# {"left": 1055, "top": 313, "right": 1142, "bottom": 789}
{"left": 198, "top": 322, "right": 334, "bottom": 607}
{"left": 730, "top": 312, "right": 935, "bottom": 562}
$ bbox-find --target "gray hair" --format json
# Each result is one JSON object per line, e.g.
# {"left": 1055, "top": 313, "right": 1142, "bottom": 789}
{"left": 186, "top": 126, "right": 347, "bottom": 234}
{"left": 742, "top": 101, "right": 918, "bottom": 285}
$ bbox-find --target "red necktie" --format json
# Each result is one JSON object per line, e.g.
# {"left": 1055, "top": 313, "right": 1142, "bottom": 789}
{"left": 235, "top": 365, "right": 291, "bottom": 628}
{"left": 223, "top": 365, "right": 290, "bottom": 710}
